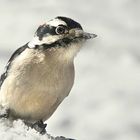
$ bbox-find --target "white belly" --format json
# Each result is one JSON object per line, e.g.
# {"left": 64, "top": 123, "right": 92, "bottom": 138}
{"left": 0, "top": 48, "right": 74, "bottom": 121}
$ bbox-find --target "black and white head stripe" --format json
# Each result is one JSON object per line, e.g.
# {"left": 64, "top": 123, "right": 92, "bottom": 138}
{"left": 56, "top": 16, "right": 83, "bottom": 30}
{"left": 35, "top": 16, "right": 83, "bottom": 40}
{"left": 47, "top": 17, "right": 67, "bottom": 27}
{"left": 35, "top": 24, "right": 56, "bottom": 40}
{"left": 47, "top": 16, "right": 83, "bottom": 29}
{"left": 28, "top": 17, "right": 84, "bottom": 47}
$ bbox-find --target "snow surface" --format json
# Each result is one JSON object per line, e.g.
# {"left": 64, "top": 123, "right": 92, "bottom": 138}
{"left": 0, "top": 0, "right": 140, "bottom": 140}
{"left": 0, "top": 118, "right": 72, "bottom": 140}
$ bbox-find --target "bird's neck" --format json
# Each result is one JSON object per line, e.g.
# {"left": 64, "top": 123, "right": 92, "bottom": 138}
{"left": 46, "top": 43, "right": 82, "bottom": 63}
{"left": 28, "top": 41, "right": 82, "bottom": 63}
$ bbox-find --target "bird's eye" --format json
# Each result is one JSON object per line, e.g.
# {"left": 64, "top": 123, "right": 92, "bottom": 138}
{"left": 55, "top": 26, "right": 66, "bottom": 34}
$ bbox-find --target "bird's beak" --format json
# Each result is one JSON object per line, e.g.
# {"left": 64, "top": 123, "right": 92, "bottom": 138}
{"left": 82, "top": 32, "right": 97, "bottom": 39}
{"left": 74, "top": 29, "right": 97, "bottom": 40}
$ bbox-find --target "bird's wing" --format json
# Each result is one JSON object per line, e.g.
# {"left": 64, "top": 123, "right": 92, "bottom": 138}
{"left": 0, "top": 43, "right": 29, "bottom": 88}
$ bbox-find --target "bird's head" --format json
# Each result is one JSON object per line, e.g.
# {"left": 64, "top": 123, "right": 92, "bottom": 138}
{"left": 28, "top": 16, "right": 97, "bottom": 59}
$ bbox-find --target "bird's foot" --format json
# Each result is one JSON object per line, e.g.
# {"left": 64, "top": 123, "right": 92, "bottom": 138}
{"left": 25, "top": 120, "right": 47, "bottom": 134}
{"left": 32, "top": 120, "right": 47, "bottom": 134}
{"left": 0, "top": 106, "right": 10, "bottom": 118}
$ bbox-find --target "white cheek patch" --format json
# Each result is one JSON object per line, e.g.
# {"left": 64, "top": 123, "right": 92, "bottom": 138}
{"left": 47, "top": 18, "right": 67, "bottom": 27}
{"left": 28, "top": 35, "right": 62, "bottom": 48}
{"left": 41, "top": 35, "right": 61, "bottom": 44}
{"left": 28, "top": 37, "right": 40, "bottom": 48}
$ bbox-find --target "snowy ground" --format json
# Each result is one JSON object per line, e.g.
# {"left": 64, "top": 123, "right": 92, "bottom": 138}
{"left": 0, "top": 0, "right": 140, "bottom": 140}
{"left": 0, "top": 118, "right": 73, "bottom": 140}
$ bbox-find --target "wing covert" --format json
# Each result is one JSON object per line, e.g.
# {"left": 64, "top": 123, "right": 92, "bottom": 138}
{"left": 0, "top": 44, "right": 28, "bottom": 88}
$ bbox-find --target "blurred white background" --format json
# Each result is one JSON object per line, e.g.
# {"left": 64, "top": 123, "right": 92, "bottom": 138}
{"left": 0, "top": 0, "right": 140, "bottom": 140}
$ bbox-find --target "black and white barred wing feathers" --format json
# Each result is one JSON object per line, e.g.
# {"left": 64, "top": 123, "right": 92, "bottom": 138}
{"left": 0, "top": 44, "right": 28, "bottom": 88}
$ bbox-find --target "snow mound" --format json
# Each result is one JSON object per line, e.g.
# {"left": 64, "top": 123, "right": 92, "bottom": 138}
{"left": 0, "top": 118, "right": 73, "bottom": 140}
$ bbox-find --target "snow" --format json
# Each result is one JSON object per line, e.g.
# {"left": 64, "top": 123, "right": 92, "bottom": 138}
{"left": 0, "top": 118, "right": 73, "bottom": 140}
{"left": 0, "top": 0, "right": 140, "bottom": 140}
{"left": 0, "top": 119, "right": 50, "bottom": 140}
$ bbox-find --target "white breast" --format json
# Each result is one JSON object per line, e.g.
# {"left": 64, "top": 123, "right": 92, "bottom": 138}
{"left": 0, "top": 48, "right": 74, "bottom": 121}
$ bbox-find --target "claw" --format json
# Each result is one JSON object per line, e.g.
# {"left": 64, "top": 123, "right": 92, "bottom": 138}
{"left": 24, "top": 120, "right": 47, "bottom": 134}
{"left": 32, "top": 120, "right": 47, "bottom": 134}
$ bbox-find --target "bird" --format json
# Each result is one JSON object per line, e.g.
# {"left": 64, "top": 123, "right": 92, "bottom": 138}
{"left": 0, "top": 16, "right": 97, "bottom": 133}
